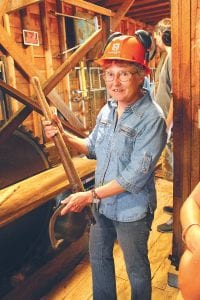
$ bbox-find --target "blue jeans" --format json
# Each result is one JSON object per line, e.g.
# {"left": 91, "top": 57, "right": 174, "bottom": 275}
{"left": 89, "top": 210, "right": 152, "bottom": 300}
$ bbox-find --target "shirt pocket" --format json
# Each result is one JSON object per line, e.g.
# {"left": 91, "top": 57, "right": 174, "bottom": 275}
{"left": 117, "top": 125, "right": 137, "bottom": 160}
{"left": 96, "top": 118, "right": 111, "bottom": 144}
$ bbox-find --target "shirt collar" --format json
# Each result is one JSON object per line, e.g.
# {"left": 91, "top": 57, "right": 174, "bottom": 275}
{"left": 107, "top": 94, "right": 150, "bottom": 119}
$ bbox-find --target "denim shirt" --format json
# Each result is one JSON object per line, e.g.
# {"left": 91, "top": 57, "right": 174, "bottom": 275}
{"left": 86, "top": 92, "right": 167, "bottom": 222}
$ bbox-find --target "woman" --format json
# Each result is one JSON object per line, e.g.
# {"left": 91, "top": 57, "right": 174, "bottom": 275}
{"left": 43, "top": 33, "right": 167, "bottom": 300}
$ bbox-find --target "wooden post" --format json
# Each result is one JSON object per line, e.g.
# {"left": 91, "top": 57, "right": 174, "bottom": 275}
{"left": 171, "top": 0, "right": 200, "bottom": 266}
{"left": 56, "top": 0, "right": 70, "bottom": 105}
{"left": 20, "top": 7, "right": 43, "bottom": 139}
{"left": 2, "top": 14, "right": 19, "bottom": 114}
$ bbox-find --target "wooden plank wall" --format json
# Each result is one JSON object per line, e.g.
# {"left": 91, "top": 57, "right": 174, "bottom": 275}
{"left": 171, "top": 0, "right": 200, "bottom": 263}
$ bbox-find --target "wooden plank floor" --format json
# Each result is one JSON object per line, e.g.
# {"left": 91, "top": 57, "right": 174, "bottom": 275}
{"left": 42, "top": 178, "right": 179, "bottom": 300}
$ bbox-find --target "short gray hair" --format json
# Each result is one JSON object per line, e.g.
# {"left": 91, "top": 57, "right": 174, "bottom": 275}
{"left": 130, "top": 62, "right": 146, "bottom": 78}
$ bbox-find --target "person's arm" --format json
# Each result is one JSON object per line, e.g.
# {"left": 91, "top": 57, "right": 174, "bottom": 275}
{"left": 60, "top": 179, "right": 125, "bottom": 215}
{"left": 62, "top": 130, "right": 88, "bottom": 155}
{"left": 166, "top": 97, "right": 173, "bottom": 130}
{"left": 166, "top": 51, "right": 173, "bottom": 131}
{"left": 180, "top": 182, "right": 200, "bottom": 253}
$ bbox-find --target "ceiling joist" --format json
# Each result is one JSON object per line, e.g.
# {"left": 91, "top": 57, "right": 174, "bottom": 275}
{"left": 87, "top": 0, "right": 170, "bottom": 25}
{"left": 130, "top": 7, "right": 169, "bottom": 18}
{"left": 128, "top": 3, "right": 169, "bottom": 14}
{"left": 62, "top": 0, "right": 113, "bottom": 17}
{"left": 110, "top": 0, "right": 135, "bottom": 31}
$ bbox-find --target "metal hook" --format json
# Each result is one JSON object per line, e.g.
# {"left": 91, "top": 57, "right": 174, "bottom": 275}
{"left": 48, "top": 203, "right": 66, "bottom": 249}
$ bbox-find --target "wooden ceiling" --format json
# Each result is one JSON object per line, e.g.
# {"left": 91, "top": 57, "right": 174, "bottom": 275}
{"left": 87, "top": 0, "right": 171, "bottom": 25}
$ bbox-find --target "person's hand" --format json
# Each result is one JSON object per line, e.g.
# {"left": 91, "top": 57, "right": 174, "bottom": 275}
{"left": 60, "top": 191, "right": 92, "bottom": 215}
{"left": 185, "top": 225, "right": 200, "bottom": 254}
{"left": 42, "top": 114, "right": 64, "bottom": 139}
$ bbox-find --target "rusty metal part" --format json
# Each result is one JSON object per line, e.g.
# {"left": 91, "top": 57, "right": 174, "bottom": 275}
{"left": 48, "top": 203, "right": 65, "bottom": 249}
{"left": 49, "top": 10, "right": 87, "bottom": 20}
{"left": 31, "top": 76, "right": 95, "bottom": 249}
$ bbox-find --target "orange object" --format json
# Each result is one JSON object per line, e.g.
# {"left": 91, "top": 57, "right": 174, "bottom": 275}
{"left": 97, "top": 35, "right": 150, "bottom": 73}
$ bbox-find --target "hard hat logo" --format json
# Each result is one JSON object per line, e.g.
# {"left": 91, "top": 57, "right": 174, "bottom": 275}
{"left": 111, "top": 43, "right": 120, "bottom": 53}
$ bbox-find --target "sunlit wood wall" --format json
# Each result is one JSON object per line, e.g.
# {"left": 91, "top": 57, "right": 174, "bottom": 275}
{"left": 172, "top": 0, "right": 200, "bottom": 264}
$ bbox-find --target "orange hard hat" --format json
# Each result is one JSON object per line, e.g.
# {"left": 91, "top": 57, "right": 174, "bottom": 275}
{"left": 97, "top": 35, "right": 150, "bottom": 73}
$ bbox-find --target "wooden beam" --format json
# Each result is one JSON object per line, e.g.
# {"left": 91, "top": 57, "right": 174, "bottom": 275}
{"left": 191, "top": 0, "right": 200, "bottom": 188}
{"left": 171, "top": 0, "right": 192, "bottom": 264}
{"left": 61, "top": 0, "right": 114, "bottom": 17}
{"left": 105, "top": 0, "right": 156, "bottom": 6}
{"left": 47, "top": 90, "right": 85, "bottom": 130}
{"left": 134, "top": 13, "right": 170, "bottom": 23}
{"left": 20, "top": 7, "right": 42, "bottom": 139}
{"left": 0, "top": 80, "right": 41, "bottom": 112}
{"left": 139, "top": 12, "right": 170, "bottom": 23}
{"left": 54, "top": 0, "right": 70, "bottom": 106}
{"left": 56, "top": 0, "right": 68, "bottom": 62}
{"left": 0, "top": 157, "right": 96, "bottom": 228}
{"left": 128, "top": 2, "right": 169, "bottom": 14}
{"left": 0, "top": 78, "right": 41, "bottom": 145}
{"left": 130, "top": 8, "right": 169, "bottom": 18}
{"left": 0, "top": 0, "right": 9, "bottom": 18}
{"left": 130, "top": 0, "right": 169, "bottom": 9}
{"left": 39, "top": 0, "right": 54, "bottom": 75}
{"left": 5, "top": 0, "right": 42, "bottom": 14}
{"left": 2, "top": 14, "right": 20, "bottom": 113}
{"left": 43, "top": 29, "right": 103, "bottom": 95}
{"left": 110, "top": 0, "right": 135, "bottom": 31}
{"left": 0, "top": 81, "right": 87, "bottom": 140}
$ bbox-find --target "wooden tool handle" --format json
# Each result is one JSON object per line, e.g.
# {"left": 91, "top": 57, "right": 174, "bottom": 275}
{"left": 31, "top": 76, "right": 83, "bottom": 190}
{"left": 31, "top": 76, "right": 95, "bottom": 249}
